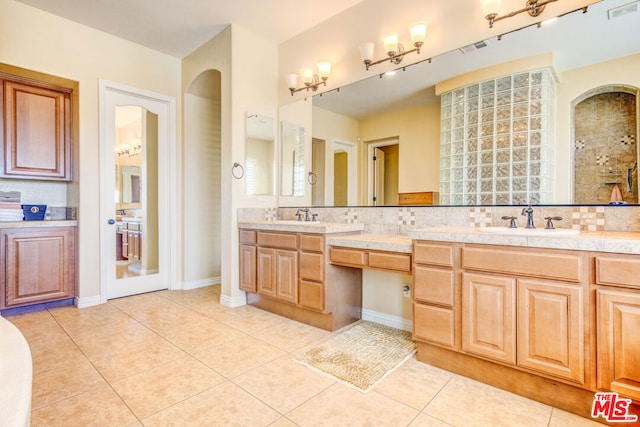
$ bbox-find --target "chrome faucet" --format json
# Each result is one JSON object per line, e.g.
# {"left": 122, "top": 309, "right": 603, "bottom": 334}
{"left": 521, "top": 202, "right": 535, "bottom": 229}
{"left": 296, "top": 208, "right": 310, "bottom": 222}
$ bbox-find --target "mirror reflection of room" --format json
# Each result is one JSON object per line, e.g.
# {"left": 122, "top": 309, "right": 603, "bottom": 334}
{"left": 245, "top": 114, "right": 275, "bottom": 196}
{"left": 114, "top": 105, "right": 159, "bottom": 279}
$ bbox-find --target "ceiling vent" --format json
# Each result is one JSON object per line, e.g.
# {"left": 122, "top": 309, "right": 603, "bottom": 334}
{"left": 608, "top": 1, "right": 639, "bottom": 19}
{"left": 459, "top": 40, "right": 490, "bottom": 54}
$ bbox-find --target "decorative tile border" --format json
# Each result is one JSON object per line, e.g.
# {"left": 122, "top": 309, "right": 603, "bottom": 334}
{"left": 469, "top": 207, "right": 492, "bottom": 228}
{"left": 344, "top": 208, "right": 358, "bottom": 224}
{"left": 398, "top": 208, "right": 415, "bottom": 226}
{"left": 572, "top": 206, "right": 605, "bottom": 231}
{"left": 264, "top": 208, "right": 277, "bottom": 222}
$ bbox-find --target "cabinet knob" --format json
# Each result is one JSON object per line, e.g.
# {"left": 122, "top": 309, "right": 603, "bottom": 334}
{"left": 108, "top": 219, "right": 116, "bottom": 225}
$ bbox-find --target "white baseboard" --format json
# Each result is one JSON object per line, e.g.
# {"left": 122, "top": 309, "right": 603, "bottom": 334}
{"left": 75, "top": 295, "right": 103, "bottom": 309}
{"left": 182, "top": 276, "right": 221, "bottom": 291}
{"left": 361, "top": 308, "right": 412, "bottom": 332}
{"left": 220, "top": 293, "right": 246, "bottom": 308}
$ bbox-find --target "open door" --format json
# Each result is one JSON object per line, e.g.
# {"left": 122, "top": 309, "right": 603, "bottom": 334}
{"left": 373, "top": 148, "right": 385, "bottom": 206}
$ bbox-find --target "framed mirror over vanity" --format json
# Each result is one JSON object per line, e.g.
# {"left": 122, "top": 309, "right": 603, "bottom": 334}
{"left": 283, "top": 0, "right": 639, "bottom": 208}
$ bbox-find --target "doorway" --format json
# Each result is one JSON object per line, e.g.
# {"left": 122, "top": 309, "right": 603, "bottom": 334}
{"left": 99, "top": 80, "right": 176, "bottom": 301}
{"left": 331, "top": 139, "right": 357, "bottom": 206}
{"left": 367, "top": 139, "right": 399, "bottom": 206}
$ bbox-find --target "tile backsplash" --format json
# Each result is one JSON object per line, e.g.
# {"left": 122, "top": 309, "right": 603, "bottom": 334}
{"left": 240, "top": 205, "right": 640, "bottom": 234}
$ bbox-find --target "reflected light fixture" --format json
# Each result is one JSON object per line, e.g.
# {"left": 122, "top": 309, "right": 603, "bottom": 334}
{"left": 286, "top": 62, "right": 331, "bottom": 95}
{"left": 359, "top": 22, "right": 427, "bottom": 70}
{"left": 115, "top": 139, "right": 142, "bottom": 157}
{"left": 482, "top": 0, "right": 558, "bottom": 28}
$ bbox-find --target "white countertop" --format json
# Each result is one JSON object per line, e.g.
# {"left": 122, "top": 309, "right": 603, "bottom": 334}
{"left": 238, "top": 221, "right": 364, "bottom": 234}
{"left": 408, "top": 227, "right": 640, "bottom": 255}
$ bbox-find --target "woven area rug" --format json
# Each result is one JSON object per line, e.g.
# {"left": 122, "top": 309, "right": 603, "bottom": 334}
{"left": 293, "top": 321, "right": 417, "bottom": 392}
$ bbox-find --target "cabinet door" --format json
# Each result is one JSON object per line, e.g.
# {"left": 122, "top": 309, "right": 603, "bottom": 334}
{"left": 276, "top": 249, "right": 298, "bottom": 304}
{"left": 597, "top": 289, "right": 640, "bottom": 400}
{"left": 299, "top": 280, "right": 325, "bottom": 312}
{"left": 257, "top": 248, "right": 277, "bottom": 298}
{"left": 413, "top": 302, "right": 456, "bottom": 349}
{"left": 462, "top": 272, "right": 516, "bottom": 364}
{"left": 3, "top": 227, "right": 75, "bottom": 307}
{"left": 517, "top": 279, "right": 584, "bottom": 383}
{"left": 2, "top": 80, "right": 71, "bottom": 180}
{"left": 239, "top": 244, "right": 257, "bottom": 292}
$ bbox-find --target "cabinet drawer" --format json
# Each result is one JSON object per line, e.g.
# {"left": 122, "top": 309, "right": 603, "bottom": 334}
{"left": 414, "top": 242, "right": 454, "bottom": 267}
{"left": 239, "top": 230, "right": 257, "bottom": 245}
{"left": 462, "top": 246, "right": 583, "bottom": 282}
{"left": 595, "top": 256, "right": 640, "bottom": 288}
{"left": 257, "top": 232, "right": 298, "bottom": 250}
{"left": 413, "top": 303, "right": 455, "bottom": 349}
{"left": 126, "top": 222, "right": 141, "bottom": 231}
{"left": 300, "top": 234, "right": 324, "bottom": 253}
{"left": 299, "top": 280, "right": 325, "bottom": 312}
{"left": 300, "top": 252, "right": 324, "bottom": 282}
{"left": 368, "top": 251, "right": 411, "bottom": 273}
{"left": 329, "top": 247, "right": 366, "bottom": 267}
{"left": 414, "top": 265, "right": 454, "bottom": 306}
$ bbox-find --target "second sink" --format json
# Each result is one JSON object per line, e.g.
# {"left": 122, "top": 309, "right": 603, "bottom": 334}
{"left": 479, "top": 227, "right": 580, "bottom": 236}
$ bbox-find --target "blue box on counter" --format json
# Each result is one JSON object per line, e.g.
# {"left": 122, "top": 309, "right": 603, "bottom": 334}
{"left": 22, "top": 204, "right": 46, "bottom": 220}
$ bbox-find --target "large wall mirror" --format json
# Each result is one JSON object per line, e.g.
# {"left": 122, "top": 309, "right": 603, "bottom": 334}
{"left": 309, "top": 0, "right": 640, "bottom": 207}
{"left": 245, "top": 114, "right": 275, "bottom": 196}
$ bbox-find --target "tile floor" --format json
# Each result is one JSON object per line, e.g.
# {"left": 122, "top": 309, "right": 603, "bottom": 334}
{"left": 6, "top": 285, "right": 603, "bottom": 426}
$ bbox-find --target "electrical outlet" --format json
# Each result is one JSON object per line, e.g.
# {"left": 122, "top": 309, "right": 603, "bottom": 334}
{"left": 402, "top": 284, "right": 411, "bottom": 298}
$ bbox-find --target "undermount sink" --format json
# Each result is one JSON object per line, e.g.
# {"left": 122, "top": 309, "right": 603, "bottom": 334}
{"left": 273, "top": 220, "right": 325, "bottom": 225}
{"left": 478, "top": 227, "right": 580, "bottom": 236}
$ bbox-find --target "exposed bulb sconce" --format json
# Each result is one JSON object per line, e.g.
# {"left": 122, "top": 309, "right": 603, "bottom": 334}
{"left": 359, "top": 22, "right": 427, "bottom": 70}
{"left": 286, "top": 62, "right": 331, "bottom": 95}
{"left": 482, "top": 0, "right": 557, "bottom": 28}
{"left": 115, "top": 139, "right": 142, "bottom": 157}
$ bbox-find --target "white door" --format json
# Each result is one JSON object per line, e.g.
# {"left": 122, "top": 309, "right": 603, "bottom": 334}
{"left": 99, "top": 81, "right": 175, "bottom": 300}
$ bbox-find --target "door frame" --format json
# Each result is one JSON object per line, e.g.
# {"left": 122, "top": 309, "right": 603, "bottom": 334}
{"left": 366, "top": 138, "right": 399, "bottom": 206}
{"left": 98, "top": 79, "right": 178, "bottom": 303}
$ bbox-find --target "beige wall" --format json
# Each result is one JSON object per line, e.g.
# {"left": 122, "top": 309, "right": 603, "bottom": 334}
{"left": 0, "top": 0, "right": 181, "bottom": 302}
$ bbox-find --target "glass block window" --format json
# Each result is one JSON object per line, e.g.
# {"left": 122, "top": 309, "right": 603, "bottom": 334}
{"left": 439, "top": 69, "right": 555, "bottom": 205}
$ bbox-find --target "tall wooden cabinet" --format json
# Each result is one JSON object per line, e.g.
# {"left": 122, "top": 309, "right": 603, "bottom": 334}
{"left": 1, "top": 226, "right": 76, "bottom": 309}
{"left": 1, "top": 75, "right": 72, "bottom": 181}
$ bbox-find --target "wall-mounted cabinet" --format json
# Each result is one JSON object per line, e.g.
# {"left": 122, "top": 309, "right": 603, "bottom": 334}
{"left": 1, "top": 75, "right": 72, "bottom": 181}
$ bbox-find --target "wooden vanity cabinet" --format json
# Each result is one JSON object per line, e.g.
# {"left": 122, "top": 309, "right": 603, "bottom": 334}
{"left": 1, "top": 226, "right": 76, "bottom": 309}
{"left": 594, "top": 253, "right": 640, "bottom": 401}
{"left": 239, "top": 228, "right": 361, "bottom": 331}
{"left": 1, "top": 76, "right": 72, "bottom": 181}
{"left": 413, "top": 241, "right": 589, "bottom": 386}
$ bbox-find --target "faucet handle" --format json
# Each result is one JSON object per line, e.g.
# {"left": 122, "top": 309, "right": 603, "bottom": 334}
{"left": 544, "top": 216, "right": 563, "bottom": 229}
{"left": 501, "top": 215, "right": 518, "bottom": 228}
{"left": 311, "top": 213, "right": 319, "bottom": 222}
{"left": 295, "top": 210, "right": 304, "bottom": 221}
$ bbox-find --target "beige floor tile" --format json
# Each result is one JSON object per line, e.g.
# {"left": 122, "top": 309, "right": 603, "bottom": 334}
{"left": 234, "top": 355, "right": 335, "bottom": 413}
{"left": 157, "top": 318, "right": 246, "bottom": 354}
{"left": 408, "top": 413, "right": 454, "bottom": 426}
{"left": 30, "top": 340, "right": 89, "bottom": 375}
{"left": 374, "top": 358, "right": 454, "bottom": 411}
{"left": 31, "top": 357, "right": 106, "bottom": 410}
{"left": 14, "top": 321, "right": 71, "bottom": 353}
{"left": 30, "top": 384, "right": 138, "bottom": 427}
{"left": 286, "top": 383, "right": 419, "bottom": 426}
{"left": 268, "top": 417, "right": 300, "bottom": 427}
{"left": 6, "top": 309, "right": 58, "bottom": 330}
{"left": 549, "top": 408, "right": 605, "bottom": 426}
{"left": 423, "top": 375, "right": 552, "bottom": 427}
{"left": 251, "top": 317, "right": 331, "bottom": 352}
{"left": 69, "top": 321, "right": 160, "bottom": 359}
{"left": 195, "top": 335, "right": 286, "bottom": 378}
{"left": 121, "top": 302, "right": 210, "bottom": 332}
{"left": 112, "top": 355, "right": 225, "bottom": 419}
{"left": 206, "top": 304, "right": 285, "bottom": 333}
{"left": 142, "top": 381, "right": 281, "bottom": 426}
{"left": 89, "top": 337, "right": 186, "bottom": 382}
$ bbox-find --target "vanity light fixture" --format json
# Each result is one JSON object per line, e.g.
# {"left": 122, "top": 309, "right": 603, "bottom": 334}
{"left": 286, "top": 62, "right": 331, "bottom": 96}
{"left": 359, "top": 22, "right": 427, "bottom": 71}
{"left": 482, "top": 0, "right": 558, "bottom": 28}
{"left": 115, "top": 139, "right": 142, "bottom": 157}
